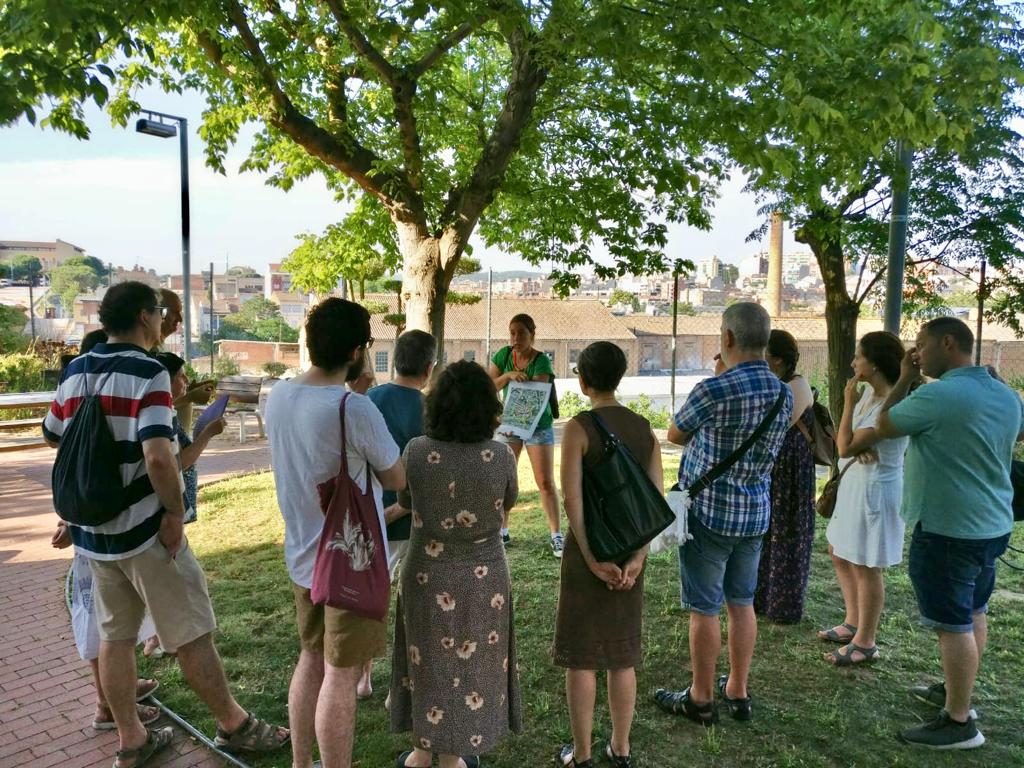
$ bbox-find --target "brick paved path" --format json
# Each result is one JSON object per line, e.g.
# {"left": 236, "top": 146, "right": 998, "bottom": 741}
{"left": 0, "top": 436, "right": 271, "bottom": 768}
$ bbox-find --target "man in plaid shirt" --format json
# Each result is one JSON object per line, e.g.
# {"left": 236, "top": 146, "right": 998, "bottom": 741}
{"left": 656, "top": 302, "right": 793, "bottom": 727}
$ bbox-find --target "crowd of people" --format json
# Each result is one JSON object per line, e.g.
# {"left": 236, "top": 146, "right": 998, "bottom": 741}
{"left": 42, "top": 282, "right": 1022, "bottom": 768}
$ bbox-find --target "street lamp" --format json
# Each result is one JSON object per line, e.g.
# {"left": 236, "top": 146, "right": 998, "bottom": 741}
{"left": 136, "top": 109, "right": 192, "bottom": 361}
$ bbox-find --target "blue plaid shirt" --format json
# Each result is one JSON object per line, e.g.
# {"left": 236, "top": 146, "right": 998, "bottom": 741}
{"left": 675, "top": 360, "right": 793, "bottom": 537}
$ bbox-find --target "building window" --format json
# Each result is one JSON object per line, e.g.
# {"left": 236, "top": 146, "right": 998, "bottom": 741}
{"left": 569, "top": 348, "right": 581, "bottom": 364}
{"left": 375, "top": 350, "right": 389, "bottom": 373}
{"left": 463, "top": 350, "right": 476, "bottom": 363}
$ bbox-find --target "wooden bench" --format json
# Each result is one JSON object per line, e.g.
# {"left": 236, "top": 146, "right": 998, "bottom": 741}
{"left": 0, "top": 391, "right": 53, "bottom": 452}
{"left": 0, "top": 417, "right": 44, "bottom": 433}
{"left": 214, "top": 375, "right": 265, "bottom": 442}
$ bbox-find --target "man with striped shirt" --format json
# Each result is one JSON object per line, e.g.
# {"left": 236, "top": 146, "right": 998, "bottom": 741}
{"left": 45, "top": 282, "right": 287, "bottom": 767}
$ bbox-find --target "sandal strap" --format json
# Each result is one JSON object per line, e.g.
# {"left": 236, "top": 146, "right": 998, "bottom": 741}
{"left": 113, "top": 727, "right": 173, "bottom": 765}
{"left": 216, "top": 711, "right": 288, "bottom": 752}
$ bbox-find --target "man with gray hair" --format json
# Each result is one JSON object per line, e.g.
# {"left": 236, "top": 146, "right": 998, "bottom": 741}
{"left": 656, "top": 302, "right": 793, "bottom": 726}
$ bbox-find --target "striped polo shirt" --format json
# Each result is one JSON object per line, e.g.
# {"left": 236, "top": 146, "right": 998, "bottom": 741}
{"left": 43, "top": 343, "right": 182, "bottom": 561}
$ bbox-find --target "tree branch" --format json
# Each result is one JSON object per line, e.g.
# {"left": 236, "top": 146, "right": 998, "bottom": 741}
{"left": 323, "top": 0, "right": 397, "bottom": 83}
{"left": 441, "top": 25, "right": 548, "bottom": 260}
{"left": 838, "top": 175, "right": 882, "bottom": 214}
{"left": 410, "top": 15, "right": 489, "bottom": 78}
{"left": 215, "top": 2, "right": 391, "bottom": 199}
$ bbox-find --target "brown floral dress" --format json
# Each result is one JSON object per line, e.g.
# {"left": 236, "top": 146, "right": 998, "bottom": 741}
{"left": 389, "top": 436, "right": 522, "bottom": 756}
{"left": 753, "top": 405, "right": 817, "bottom": 623}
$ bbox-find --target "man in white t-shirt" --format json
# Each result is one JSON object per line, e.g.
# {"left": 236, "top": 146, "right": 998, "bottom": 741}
{"left": 266, "top": 298, "right": 404, "bottom": 768}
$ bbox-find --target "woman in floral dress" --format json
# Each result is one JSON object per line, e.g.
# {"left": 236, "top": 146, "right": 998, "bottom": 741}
{"left": 390, "top": 360, "right": 522, "bottom": 768}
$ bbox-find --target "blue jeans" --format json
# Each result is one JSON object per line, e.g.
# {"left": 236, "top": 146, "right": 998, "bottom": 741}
{"left": 908, "top": 523, "right": 1010, "bottom": 633}
{"left": 679, "top": 512, "right": 763, "bottom": 615}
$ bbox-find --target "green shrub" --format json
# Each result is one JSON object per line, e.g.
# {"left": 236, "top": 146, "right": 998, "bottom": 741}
{"left": 626, "top": 393, "right": 671, "bottom": 429}
{"left": 263, "top": 361, "right": 288, "bottom": 378}
{"left": 557, "top": 390, "right": 587, "bottom": 419}
{"left": 215, "top": 356, "right": 241, "bottom": 377}
{"left": 0, "top": 352, "right": 46, "bottom": 393}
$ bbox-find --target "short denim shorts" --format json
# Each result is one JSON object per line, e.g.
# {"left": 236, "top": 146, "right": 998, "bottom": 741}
{"left": 497, "top": 426, "right": 555, "bottom": 447}
{"left": 679, "top": 512, "right": 763, "bottom": 615}
{"left": 907, "top": 523, "right": 1010, "bottom": 634}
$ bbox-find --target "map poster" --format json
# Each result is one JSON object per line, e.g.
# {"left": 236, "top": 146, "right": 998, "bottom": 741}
{"left": 497, "top": 381, "right": 552, "bottom": 441}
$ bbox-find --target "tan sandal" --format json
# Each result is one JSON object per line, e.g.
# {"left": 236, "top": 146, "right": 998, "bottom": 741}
{"left": 112, "top": 726, "right": 173, "bottom": 768}
{"left": 136, "top": 679, "right": 159, "bottom": 701}
{"left": 214, "top": 711, "right": 290, "bottom": 753}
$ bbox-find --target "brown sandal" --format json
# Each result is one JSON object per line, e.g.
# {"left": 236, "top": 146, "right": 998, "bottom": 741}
{"left": 136, "top": 679, "right": 159, "bottom": 701}
{"left": 112, "top": 726, "right": 173, "bottom": 768}
{"left": 93, "top": 703, "right": 160, "bottom": 731}
{"left": 214, "top": 711, "right": 290, "bottom": 753}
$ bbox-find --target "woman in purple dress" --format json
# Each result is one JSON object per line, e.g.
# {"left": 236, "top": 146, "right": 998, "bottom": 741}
{"left": 754, "top": 330, "right": 817, "bottom": 623}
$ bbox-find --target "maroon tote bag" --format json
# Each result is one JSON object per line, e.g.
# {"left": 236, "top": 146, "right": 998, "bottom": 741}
{"left": 310, "top": 393, "right": 390, "bottom": 621}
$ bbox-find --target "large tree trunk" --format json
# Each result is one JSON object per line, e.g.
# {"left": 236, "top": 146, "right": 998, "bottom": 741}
{"left": 397, "top": 225, "right": 463, "bottom": 363}
{"left": 799, "top": 220, "right": 859, "bottom": 424}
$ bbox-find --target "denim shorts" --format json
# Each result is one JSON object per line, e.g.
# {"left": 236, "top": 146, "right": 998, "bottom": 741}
{"left": 907, "top": 523, "right": 1010, "bottom": 634}
{"left": 679, "top": 512, "right": 763, "bottom": 615}
{"left": 498, "top": 426, "right": 555, "bottom": 447}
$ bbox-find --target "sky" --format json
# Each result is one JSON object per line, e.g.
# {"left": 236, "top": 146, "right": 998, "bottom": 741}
{"left": 0, "top": 85, "right": 803, "bottom": 278}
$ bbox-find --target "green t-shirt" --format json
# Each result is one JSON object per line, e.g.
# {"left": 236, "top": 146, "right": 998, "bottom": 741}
{"left": 492, "top": 345, "right": 555, "bottom": 431}
{"left": 888, "top": 366, "right": 1023, "bottom": 539}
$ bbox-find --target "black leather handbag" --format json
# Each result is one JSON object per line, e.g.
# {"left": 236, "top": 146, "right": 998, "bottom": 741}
{"left": 581, "top": 411, "right": 676, "bottom": 563}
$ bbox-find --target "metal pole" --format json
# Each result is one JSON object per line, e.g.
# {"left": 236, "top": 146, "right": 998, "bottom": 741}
{"left": 28, "top": 273, "right": 36, "bottom": 343}
{"left": 209, "top": 261, "right": 215, "bottom": 378}
{"left": 179, "top": 118, "right": 192, "bottom": 362}
{"left": 884, "top": 140, "right": 914, "bottom": 333}
{"left": 671, "top": 268, "right": 679, "bottom": 414}
{"left": 975, "top": 259, "right": 986, "bottom": 366}
{"left": 485, "top": 268, "right": 493, "bottom": 363}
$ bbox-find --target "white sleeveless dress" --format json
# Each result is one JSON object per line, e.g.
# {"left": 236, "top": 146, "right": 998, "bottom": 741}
{"left": 826, "top": 393, "right": 909, "bottom": 568}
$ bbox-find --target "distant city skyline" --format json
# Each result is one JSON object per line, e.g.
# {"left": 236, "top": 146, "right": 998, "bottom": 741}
{"left": 0, "top": 84, "right": 804, "bottom": 279}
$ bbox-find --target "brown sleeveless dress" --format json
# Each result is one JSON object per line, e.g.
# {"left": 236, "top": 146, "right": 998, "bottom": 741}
{"left": 552, "top": 406, "right": 656, "bottom": 670}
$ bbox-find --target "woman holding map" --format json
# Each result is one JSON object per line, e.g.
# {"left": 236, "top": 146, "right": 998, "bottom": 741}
{"left": 489, "top": 313, "right": 564, "bottom": 557}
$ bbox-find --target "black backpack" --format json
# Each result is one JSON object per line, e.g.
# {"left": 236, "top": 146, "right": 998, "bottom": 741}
{"left": 501, "top": 347, "right": 559, "bottom": 419}
{"left": 52, "top": 365, "right": 125, "bottom": 526}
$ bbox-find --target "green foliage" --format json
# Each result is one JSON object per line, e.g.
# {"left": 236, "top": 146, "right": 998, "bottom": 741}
{"left": 719, "top": 264, "right": 739, "bottom": 287}
{"left": 262, "top": 361, "right": 287, "bottom": 378}
{"left": 226, "top": 266, "right": 260, "bottom": 277}
{"left": 625, "top": 393, "right": 671, "bottom": 430}
{"left": 49, "top": 262, "right": 99, "bottom": 313}
{"left": 556, "top": 391, "right": 587, "bottom": 419}
{"left": 5, "top": 254, "right": 42, "bottom": 282}
{"left": 0, "top": 352, "right": 46, "bottom": 391}
{"left": 214, "top": 356, "right": 240, "bottom": 378}
{"left": 445, "top": 292, "right": 482, "bottom": 306}
{"left": 0, "top": 305, "right": 28, "bottom": 353}
{"left": 360, "top": 300, "right": 389, "bottom": 316}
{"left": 608, "top": 289, "right": 641, "bottom": 313}
{"left": 219, "top": 297, "right": 297, "bottom": 343}
{"left": 673, "top": 302, "right": 698, "bottom": 317}
{"left": 62, "top": 254, "right": 108, "bottom": 277}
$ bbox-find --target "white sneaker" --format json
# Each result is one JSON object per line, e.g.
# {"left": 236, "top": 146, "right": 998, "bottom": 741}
{"left": 550, "top": 533, "right": 564, "bottom": 558}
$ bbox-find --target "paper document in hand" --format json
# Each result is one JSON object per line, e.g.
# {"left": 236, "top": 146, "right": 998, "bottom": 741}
{"left": 192, "top": 394, "right": 229, "bottom": 438}
{"left": 498, "top": 381, "right": 551, "bottom": 441}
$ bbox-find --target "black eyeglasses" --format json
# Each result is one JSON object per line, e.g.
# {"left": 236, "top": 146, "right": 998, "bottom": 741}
{"left": 572, "top": 365, "right": 579, "bottom": 375}
{"left": 363, "top": 337, "right": 375, "bottom": 349}
{"left": 152, "top": 305, "right": 170, "bottom": 319}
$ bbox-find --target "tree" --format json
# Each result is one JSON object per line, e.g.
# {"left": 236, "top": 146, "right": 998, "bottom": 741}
{"left": 219, "top": 296, "right": 298, "bottom": 342}
{"left": 714, "top": 1, "right": 1024, "bottom": 418}
{"left": 6, "top": 255, "right": 42, "bottom": 282}
{"left": 608, "top": 289, "right": 641, "bottom": 313}
{"left": 49, "top": 262, "right": 99, "bottom": 313}
{"left": 62, "top": 255, "right": 109, "bottom": 279}
{"left": 673, "top": 302, "right": 698, "bottom": 317}
{"left": 719, "top": 264, "right": 739, "bottom": 288}
{"left": 3, "top": 0, "right": 854, "bottom": 346}
{"left": 0, "top": 305, "right": 28, "bottom": 353}
{"left": 227, "top": 265, "right": 260, "bottom": 277}
{"left": 284, "top": 197, "right": 401, "bottom": 300}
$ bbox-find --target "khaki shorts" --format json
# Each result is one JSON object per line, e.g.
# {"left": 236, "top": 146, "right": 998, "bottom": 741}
{"left": 292, "top": 583, "right": 387, "bottom": 668}
{"left": 89, "top": 537, "right": 217, "bottom": 653}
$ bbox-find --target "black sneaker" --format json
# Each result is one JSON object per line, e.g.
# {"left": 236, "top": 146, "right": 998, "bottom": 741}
{"left": 900, "top": 711, "right": 984, "bottom": 750}
{"left": 551, "top": 533, "right": 564, "bottom": 558}
{"left": 716, "top": 675, "right": 752, "bottom": 721}
{"left": 654, "top": 686, "right": 718, "bottom": 727}
{"left": 910, "top": 682, "right": 978, "bottom": 719}
{"left": 502, "top": 531, "right": 512, "bottom": 547}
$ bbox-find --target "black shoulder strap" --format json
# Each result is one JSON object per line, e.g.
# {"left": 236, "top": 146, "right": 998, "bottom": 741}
{"left": 687, "top": 386, "right": 788, "bottom": 496}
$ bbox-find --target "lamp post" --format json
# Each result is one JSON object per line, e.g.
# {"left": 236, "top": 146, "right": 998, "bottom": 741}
{"left": 136, "top": 110, "right": 192, "bottom": 361}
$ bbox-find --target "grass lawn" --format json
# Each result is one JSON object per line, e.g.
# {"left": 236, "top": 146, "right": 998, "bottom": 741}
{"left": 140, "top": 457, "right": 1024, "bottom": 768}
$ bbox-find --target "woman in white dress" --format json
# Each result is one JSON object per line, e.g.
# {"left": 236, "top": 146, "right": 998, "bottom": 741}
{"left": 819, "top": 331, "right": 910, "bottom": 665}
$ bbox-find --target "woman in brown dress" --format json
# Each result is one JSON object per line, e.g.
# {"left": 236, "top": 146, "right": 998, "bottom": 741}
{"left": 553, "top": 342, "right": 664, "bottom": 768}
{"left": 390, "top": 361, "right": 522, "bottom": 768}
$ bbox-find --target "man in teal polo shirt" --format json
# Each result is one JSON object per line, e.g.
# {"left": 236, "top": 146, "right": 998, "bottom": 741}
{"left": 876, "top": 317, "right": 1024, "bottom": 750}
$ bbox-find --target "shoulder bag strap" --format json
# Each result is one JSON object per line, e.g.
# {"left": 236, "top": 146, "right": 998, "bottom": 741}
{"left": 587, "top": 409, "right": 620, "bottom": 453}
{"left": 687, "top": 386, "right": 787, "bottom": 496}
{"left": 338, "top": 392, "right": 351, "bottom": 478}
{"left": 795, "top": 417, "right": 813, "bottom": 446}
